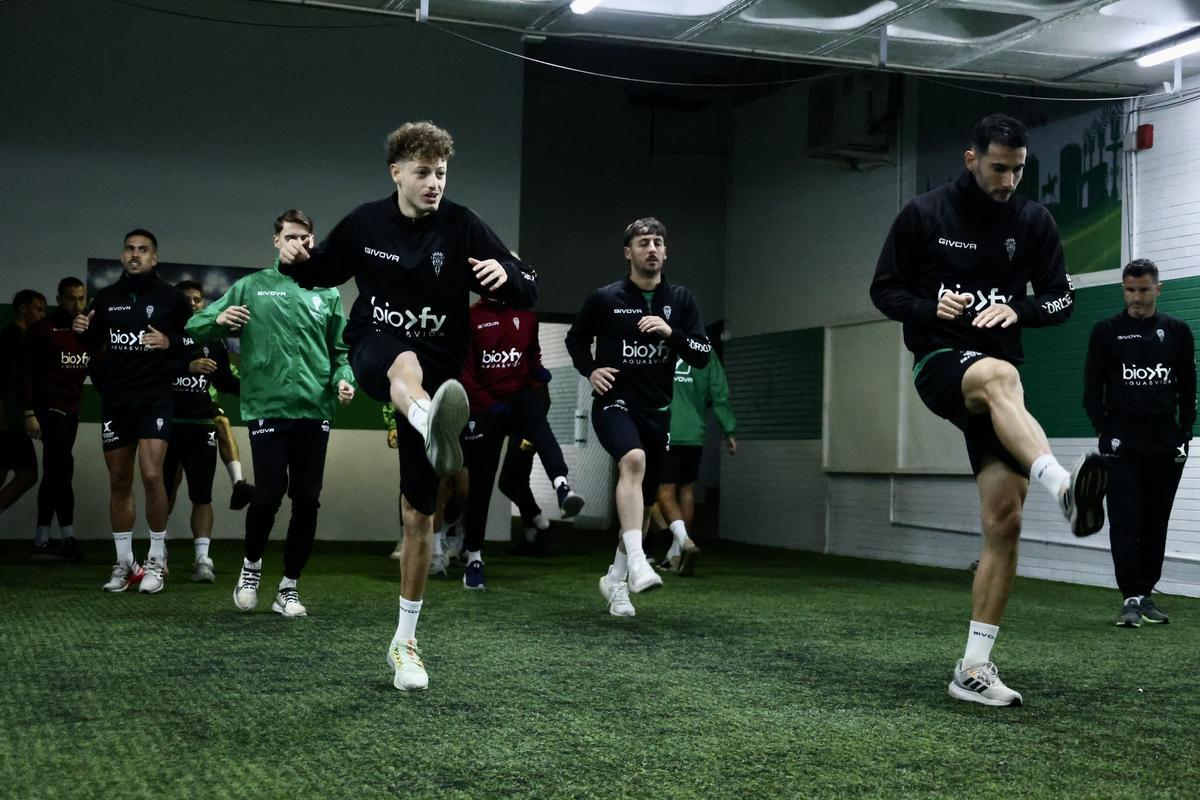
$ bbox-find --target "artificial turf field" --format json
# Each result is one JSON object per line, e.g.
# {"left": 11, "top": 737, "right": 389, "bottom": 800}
{"left": 1, "top": 534, "right": 1197, "bottom": 800}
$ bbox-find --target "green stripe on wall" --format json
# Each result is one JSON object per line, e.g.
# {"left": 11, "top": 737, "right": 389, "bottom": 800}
{"left": 725, "top": 328, "right": 824, "bottom": 440}
{"left": 1022, "top": 276, "right": 1200, "bottom": 438}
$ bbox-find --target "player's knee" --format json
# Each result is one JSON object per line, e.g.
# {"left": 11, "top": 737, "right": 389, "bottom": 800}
{"left": 387, "top": 351, "right": 422, "bottom": 385}
{"left": 981, "top": 360, "right": 1022, "bottom": 397}
{"left": 619, "top": 449, "right": 646, "bottom": 476}
{"left": 983, "top": 504, "right": 1023, "bottom": 541}
{"left": 293, "top": 494, "right": 321, "bottom": 516}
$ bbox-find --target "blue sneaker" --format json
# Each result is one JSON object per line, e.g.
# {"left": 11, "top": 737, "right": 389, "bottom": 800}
{"left": 463, "top": 560, "right": 486, "bottom": 590}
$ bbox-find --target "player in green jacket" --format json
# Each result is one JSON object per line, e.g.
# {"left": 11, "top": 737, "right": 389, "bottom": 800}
{"left": 657, "top": 353, "right": 737, "bottom": 575}
{"left": 186, "top": 209, "right": 356, "bottom": 618}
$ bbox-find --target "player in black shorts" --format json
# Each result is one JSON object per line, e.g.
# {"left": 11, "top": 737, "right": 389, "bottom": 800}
{"left": 1, "top": 290, "right": 47, "bottom": 529}
{"left": 566, "top": 217, "right": 711, "bottom": 618}
{"left": 74, "top": 230, "right": 192, "bottom": 594}
{"left": 279, "top": 121, "right": 537, "bottom": 691}
{"left": 165, "top": 281, "right": 241, "bottom": 584}
{"left": 871, "top": 114, "right": 1106, "bottom": 707}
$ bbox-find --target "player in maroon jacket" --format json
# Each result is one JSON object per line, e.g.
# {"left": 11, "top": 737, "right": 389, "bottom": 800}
{"left": 19, "top": 278, "right": 89, "bottom": 560}
{"left": 458, "top": 298, "right": 584, "bottom": 588}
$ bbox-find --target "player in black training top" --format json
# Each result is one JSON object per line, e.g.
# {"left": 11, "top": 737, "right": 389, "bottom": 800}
{"left": 1084, "top": 258, "right": 1196, "bottom": 628}
{"left": 74, "top": 229, "right": 192, "bottom": 596}
{"left": 278, "top": 121, "right": 537, "bottom": 693}
{"left": 566, "top": 216, "right": 710, "bottom": 619}
{"left": 871, "top": 114, "right": 1106, "bottom": 708}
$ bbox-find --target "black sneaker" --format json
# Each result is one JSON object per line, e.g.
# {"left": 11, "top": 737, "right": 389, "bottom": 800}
{"left": 556, "top": 484, "right": 585, "bottom": 518}
{"left": 61, "top": 537, "right": 84, "bottom": 563}
{"left": 1140, "top": 597, "right": 1170, "bottom": 624}
{"left": 30, "top": 540, "right": 61, "bottom": 561}
{"left": 1116, "top": 598, "right": 1142, "bottom": 628}
{"left": 1062, "top": 453, "right": 1107, "bottom": 537}
{"left": 230, "top": 480, "right": 256, "bottom": 511}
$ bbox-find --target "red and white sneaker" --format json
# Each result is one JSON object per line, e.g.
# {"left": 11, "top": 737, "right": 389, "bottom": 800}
{"left": 101, "top": 561, "right": 144, "bottom": 592}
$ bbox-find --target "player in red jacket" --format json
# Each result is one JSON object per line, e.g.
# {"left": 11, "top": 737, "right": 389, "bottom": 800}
{"left": 459, "top": 298, "right": 584, "bottom": 588}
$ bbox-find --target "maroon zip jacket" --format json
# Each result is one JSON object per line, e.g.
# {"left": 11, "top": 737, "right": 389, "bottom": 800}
{"left": 462, "top": 300, "right": 546, "bottom": 413}
{"left": 20, "top": 310, "right": 90, "bottom": 414}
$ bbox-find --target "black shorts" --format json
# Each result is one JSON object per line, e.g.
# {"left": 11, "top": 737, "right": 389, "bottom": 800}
{"left": 164, "top": 423, "right": 218, "bottom": 504}
{"left": 100, "top": 397, "right": 174, "bottom": 452}
{"left": 913, "top": 349, "right": 1025, "bottom": 478}
{"left": 352, "top": 333, "right": 461, "bottom": 516}
{"left": 663, "top": 444, "right": 703, "bottom": 486}
{"left": 591, "top": 398, "right": 670, "bottom": 505}
{"left": 0, "top": 429, "right": 37, "bottom": 473}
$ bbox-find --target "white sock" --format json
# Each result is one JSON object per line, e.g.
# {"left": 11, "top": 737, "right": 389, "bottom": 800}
{"left": 432, "top": 529, "right": 445, "bottom": 557}
{"left": 148, "top": 531, "right": 166, "bottom": 561}
{"left": 60, "top": 524, "right": 74, "bottom": 540}
{"left": 244, "top": 557, "right": 262, "bottom": 569}
{"left": 553, "top": 476, "right": 568, "bottom": 489}
{"left": 113, "top": 531, "right": 134, "bottom": 565}
{"left": 532, "top": 513, "right": 550, "bottom": 531}
{"left": 668, "top": 520, "right": 689, "bottom": 548}
{"left": 524, "top": 526, "right": 538, "bottom": 543}
{"left": 406, "top": 400, "right": 430, "bottom": 436}
{"left": 1125, "top": 595, "right": 1143, "bottom": 605}
{"left": 279, "top": 576, "right": 297, "bottom": 590}
{"left": 34, "top": 525, "right": 50, "bottom": 546}
{"left": 611, "top": 547, "right": 629, "bottom": 581}
{"left": 1030, "top": 454, "right": 1070, "bottom": 501}
{"left": 194, "top": 538, "right": 211, "bottom": 561}
{"left": 395, "top": 596, "right": 422, "bottom": 643}
{"left": 466, "top": 549, "right": 483, "bottom": 564}
{"left": 962, "top": 620, "right": 999, "bottom": 668}
{"left": 226, "top": 460, "right": 243, "bottom": 483}
{"left": 620, "top": 529, "right": 645, "bottom": 561}
{"left": 666, "top": 539, "right": 682, "bottom": 560}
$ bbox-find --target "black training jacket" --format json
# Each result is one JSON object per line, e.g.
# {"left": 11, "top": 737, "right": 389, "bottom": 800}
{"left": 870, "top": 170, "right": 1074, "bottom": 365}
{"left": 171, "top": 337, "right": 239, "bottom": 420}
{"left": 82, "top": 272, "right": 192, "bottom": 402}
{"left": 565, "top": 275, "right": 711, "bottom": 410}
{"left": 1083, "top": 310, "right": 1196, "bottom": 453}
{"left": 283, "top": 195, "right": 537, "bottom": 373}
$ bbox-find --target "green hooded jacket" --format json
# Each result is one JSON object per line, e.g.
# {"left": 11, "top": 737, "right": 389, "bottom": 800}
{"left": 185, "top": 259, "right": 354, "bottom": 421}
{"left": 669, "top": 354, "right": 736, "bottom": 446}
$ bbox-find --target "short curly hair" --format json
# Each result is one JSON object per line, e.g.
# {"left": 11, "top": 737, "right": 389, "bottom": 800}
{"left": 385, "top": 121, "right": 455, "bottom": 165}
{"left": 623, "top": 217, "right": 667, "bottom": 246}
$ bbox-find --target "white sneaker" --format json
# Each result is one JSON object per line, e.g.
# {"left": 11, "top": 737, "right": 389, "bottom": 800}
{"left": 948, "top": 660, "right": 1024, "bottom": 707}
{"left": 389, "top": 540, "right": 403, "bottom": 560}
{"left": 191, "top": 556, "right": 215, "bottom": 583}
{"left": 429, "top": 551, "right": 449, "bottom": 576}
{"left": 387, "top": 639, "right": 429, "bottom": 691}
{"left": 599, "top": 573, "right": 635, "bottom": 617}
{"left": 233, "top": 561, "right": 262, "bottom": 611}
{"left": 271, "top": 586, "right": 308, "bottom": 617}
{"left": 101, "top": 560, "right": 143, "bottom": 592}
{"left": 139, "top": 556, "right": 167, "bottom": 594}
{"left": 1061, "top": 452, "right": 1107, "bottom": 537}
{"left": 627, "top": 555, "right": 663, "bottom": 594}
{"left": 425, "top": 380, "right": 469, "bottom": 477}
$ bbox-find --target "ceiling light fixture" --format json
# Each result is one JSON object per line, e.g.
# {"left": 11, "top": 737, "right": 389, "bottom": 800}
{"left": 1137, "top": 33, "right": 1200, "bottom": 67}
{"left": 570, "top": 0, "right": 603, "bottom": 14}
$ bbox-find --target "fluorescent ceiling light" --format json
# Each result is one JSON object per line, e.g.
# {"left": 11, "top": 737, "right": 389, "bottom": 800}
{"left": 1137, "top": 34, "right": 1200, "bottom": 67}
{"left": 570, "top": 0, "right": 603, "bottom": 14}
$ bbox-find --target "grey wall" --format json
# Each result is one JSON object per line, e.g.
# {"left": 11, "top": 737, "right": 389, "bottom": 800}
{"left": 518, "top": 65, "right": 730, "bottom": 321}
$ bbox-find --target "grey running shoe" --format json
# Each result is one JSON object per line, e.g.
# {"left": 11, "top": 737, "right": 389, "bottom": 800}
{"left": 1140, "top": 597, "right": 1170, "bottom": 624}
{"left": 677, "top": 544, "right": 701, "bottom": 577}
{"left": 191, "top": 557, "right": 215, "bottom": 584}
{"left": 271, "top": 586, "right": 308, "bottom": 617}
{"left": 1116, "top": 598, "right": 1142, "bottom": 628}
{"left": 948, "top": 660, "right": 1023, "bottom": 707}
{"left": 139, "top": 556, "right": 167, "bottom": 594}
{"left": 1061, "top": 453, "right": 1107, "bottom": 537}
{"left": 425, "top": 380, "right": 470, "bottom": 477}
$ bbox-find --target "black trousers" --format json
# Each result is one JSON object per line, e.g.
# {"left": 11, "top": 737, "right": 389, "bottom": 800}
{"left": 35, "top": 408, "right": 78, "bottom": 527}
{"left": 462, "top": 387, "right": 568, "bottom": 552}
{"left": 1106, "top": 452, "right": 1185, "bottom": 597}
{"left": 245, "top": 418, "right": 330, "bottom": 580}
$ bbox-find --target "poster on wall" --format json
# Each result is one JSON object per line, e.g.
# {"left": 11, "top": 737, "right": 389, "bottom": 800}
{"left": 916, "top": 83, "right": 1123, "bottom": 276}
{"left": 85, "top": 258, "right": 255, "bottom": 353}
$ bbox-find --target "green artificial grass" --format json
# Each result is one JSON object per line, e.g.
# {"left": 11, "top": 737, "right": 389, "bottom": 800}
{"left": 1, "top": 535, "right": 1197, "bottom": 800}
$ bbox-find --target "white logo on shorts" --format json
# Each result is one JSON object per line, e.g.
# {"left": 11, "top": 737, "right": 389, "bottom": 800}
{"left": 156, "top": 418, "right": 164, "bottom": 431}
